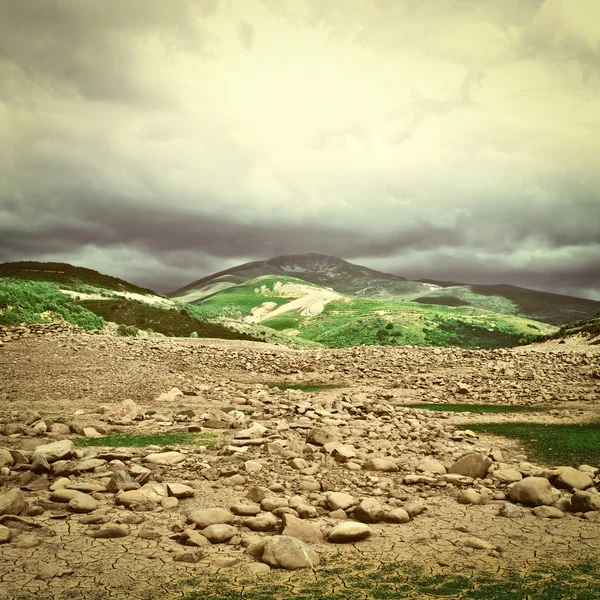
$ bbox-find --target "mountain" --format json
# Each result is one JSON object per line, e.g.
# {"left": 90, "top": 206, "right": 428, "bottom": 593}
{"left": 169, "top": 253, "right": 436, "bottom": 302}
{"left": 171, "top": 253, "right": 600, "bottom": 326}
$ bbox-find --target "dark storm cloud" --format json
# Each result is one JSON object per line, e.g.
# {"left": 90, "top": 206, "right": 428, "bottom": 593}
{"left": 1, "top": 0, "right": 599, "bottom": 298}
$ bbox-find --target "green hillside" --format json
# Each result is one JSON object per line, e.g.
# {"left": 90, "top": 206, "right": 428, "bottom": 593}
{"left": 0, "top": 261, "right": 158, "bottom": 296}
{"left": 191, "top": 274, "right": 555, "bottom": 349}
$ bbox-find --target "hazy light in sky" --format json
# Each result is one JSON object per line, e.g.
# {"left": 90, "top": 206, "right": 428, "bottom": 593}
{"left": 0, "top": 0, "right": 598, "bottom": 297}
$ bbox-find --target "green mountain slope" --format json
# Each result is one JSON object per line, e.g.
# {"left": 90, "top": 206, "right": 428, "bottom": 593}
{"left": 173, "top": 254, "right": 600, "bottom": 326}
{"left": 190, "top": 274, "right": 555, "bottom": 349}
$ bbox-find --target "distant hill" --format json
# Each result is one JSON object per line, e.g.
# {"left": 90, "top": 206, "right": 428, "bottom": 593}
{"left": 0, "top": 261, "right": 157, "bottom": 296}
{"left": 550, "top": 311, "right": 600, "bottom": 344}
{"left": 169, "top": 253, "right": 436, "bottom": 303}
{"left": 188, "top": 273, "right": 556, "bottom": 350}
{"left": 172, "top": 253, "right": 600, "bottom": 326}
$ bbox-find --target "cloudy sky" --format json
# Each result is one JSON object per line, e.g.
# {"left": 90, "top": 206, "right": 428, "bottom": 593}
{"left": 1, "top": 0, "right": 599, "bottom": 298}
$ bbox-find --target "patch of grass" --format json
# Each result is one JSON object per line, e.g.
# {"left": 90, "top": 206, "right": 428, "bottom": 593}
{"left": 0, "top": 278, "right": 105, "bottom": 330}
{"left": 176, "top": 559, "right": 600, "bottom": 600}
{"left": 268, "top": 383, "right": 341, "bottom": 393}
{"left": 470, "top": 421, "right": 600, "bottom": 466}
{"left": 74, "top": 432, "right": 218, "bottom": 447}
{"left": 406, "top": 403, "right": 541, "bottom": 414}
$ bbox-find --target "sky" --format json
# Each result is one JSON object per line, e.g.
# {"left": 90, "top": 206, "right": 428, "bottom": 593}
{"left": 1, "top": 0, "right": 599, "bottom": 298}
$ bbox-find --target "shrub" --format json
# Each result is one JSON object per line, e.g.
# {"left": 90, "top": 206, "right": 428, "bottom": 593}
{"left": 116, "top": 324, "right": 138, "bottom": 337}
{"left": 189, "top": 331, "right": 198, "bottom": 338}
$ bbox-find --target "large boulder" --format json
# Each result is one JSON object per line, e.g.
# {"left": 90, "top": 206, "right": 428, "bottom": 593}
{"left": 508, "top": 477, "right": 556, "bottom": 507}
{"left": 448, "top": 453, "right": 491, "bottom": 479}
{"left": 260, "top": 536, "right": 320, "bottom": 570}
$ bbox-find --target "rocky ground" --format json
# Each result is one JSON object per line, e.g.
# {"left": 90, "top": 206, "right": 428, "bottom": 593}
{"left": 0, "top": 326, "right": 599, "bottom": 599}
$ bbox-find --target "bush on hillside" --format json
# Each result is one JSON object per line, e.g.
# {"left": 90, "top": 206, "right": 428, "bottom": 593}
{"left": 116, "top": 324, "right": 139, "bottom": 337}
{"left": 0, "top": 278, "right": 105, "bottom": 330}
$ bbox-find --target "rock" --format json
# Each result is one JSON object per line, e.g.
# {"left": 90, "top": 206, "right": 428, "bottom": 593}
{"left": 280, "top": 513, "right": 324, "bottom": 544}
{"left": 448, "top": 454, "right": 491, "bottom": 479}
{"left": 174, "top": 550, "right": 204, "bottom": 563}
{"left": 458, "top": 490, "right": 482, "bottom": 505}
{"left": 260, "top": 536, "right": 320, "bottom": 569}
{"left": 328, "top": 522, "right": 372, "bottom": 543}
{"left": 307, "top": 428, "right": 338, "bottom": 446}
{"left": 74, "top": 458, "right": 106, "bottom": 472}
{"left": 261, "top": 497, "right": 289, "bottom": 512}
{"left": 384, "top": 508, "right": 410, "bottom": 523}
{"left": 403, "top": 502, "right": 427, "bottom": 518}
{"left": 553, "top": 467, "right": 594, "bottom": 491}
{"left": 246, "top": 486, "right": 270, "bottom": 503}
{"left": 0, "top": 489, "right": 26, "bottom": 516}
{"left": 355, "top": 498, "right": 385, "bottom": 523}
{"left": 244, "top": 461, "right": 263, "bottom": 473}
{"left": 417, "top": 458, "right": 446, "bottom": 474}
{"left": 89, "top": 524, "right": 129, "bottom": 538}
{"left": 68, "top": 494, "right": 98, "bottom": 513}
{"left": 32, "top": 440, "right": 74, "bottom": 463}
{"left": 245, "top": 563, "right": 271, "bottom": 577}
{"left": 363, "top": 458, "right": 399, "bottom": 472}
{"left": 571, "top": 490, "right": 600, "bottom": 513}
{"left": 0, "top": 524, "right": 12, "bottom": 544}
{"left": 180, "top": 529, "right": 210, "bottom": 547}
{"left": 492, "top": 469, "right": 523, "bottom": 484}
{"left": 82, "top": 427, "right": 103, "bottom": 438}
{"left": 155, "top": 387, "right": 184, "bottom": 402}
{"left": 462, "top": 537, "right": 495, "bottom": 550}
{"left": 245, "top": 514, "right": 279, "bottom": 532}
{"left": 231, "top": 502, "right": 261, "bottom": 516}
{"left": 143, "top": 451, "right": 185, "bottom": 465}
{"left": 201, "top": 524, "right": 237, "bottom": 544}
{"left": 187, "top": 507, "right": 234, "bottom": 529}
{"left": 508, "top": 477, "right": 556, "bottom": 507}
{"left": 115, "top": 490, "right": 155, "bottom": 509}
{"left": 103, "top": 399, "right": 140, "bottom": 423}
{"left": 0, "top": 449, "right": 15, "bottom": 469}
{"left": 106, "top": 471, "right": 140, "bottom": 493}
{"left": 498, "top": 502, "right": 522, "bottom": 518}
{"left": 167, "top": 483, "right": 195, "bottom": 499}
{"left": 48, "top": 423, "right": 71, "bottom": 436}
{"left": 161, "top": 497, "right": 179, "bottom": 509}
{"left": 533, "top": 506, "right": 564, "bottom": 519}
{"left": 326, "top": 492, "right": 356, "bottom": 511}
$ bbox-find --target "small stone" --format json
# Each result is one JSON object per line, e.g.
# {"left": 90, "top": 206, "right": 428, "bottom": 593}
{"left": 458, "top": 490, "right": 482, "bottom": 505}
{"left": 231, "top": 502, "right": 261, "bottom": 516}
{"left": 280, "top": 513, "right": 324, "bottom": 544}
{"left": 363, "top": 458, "right": 399, "bottom": 472}
{"left": 0, "top": 525, "right": 12, "bottom": 543}
{"left": 0, "top": 489, "right": 26, "bottom": 516}
{"left": 328, "top": 522, "right": 372, "bottom": 543}
{"left": 245, "top": 514, "right": 279, "bottom": 532}
{"left": 384, "top": 508, "right": 410, "bottom": 524}
{"left": 498, "top": 502, "right": 522, "bottom": 518}
{"left": 161, "top": 497, "right": 179, "bottom": 509}
{"left": 187, "top": 507, "right": 234, "bottom": 528}
{"left": 462, "top": 537, "right": 495, "bottom": 550}
{"left": 261, "top": 535, "right": 320, "bottom": 569}
{"left": 533, "top": 506, "right": 564, "bottom": 519}
{"left": 201, "top": 524, "right": 237, "bottom": 544}
{"left": 89, "top": 524, "right": 129, "bottom": 538}
{"left": 180, "top": 529, "right": 211, "bottom": 547}
{"left": 143, "top": 451, "right": 185, "bottom": 465}
{"left": 508, "top": 477, "right": 556, "bottom": 507}
{"left": 355, "top": 498, "right": 385, "bottom": 523}
{"left": 403, "top": 502, "right": 427, "bottom": 518}
{"left": 448, "top": 454, "right": 491, "bottom": 479}
{"left": 174, "top": 550, "right": 204, "bottom": 563}
{"left": 68, "top": 494, "right": 98, "bottom": 513}
{"left": 326, "top": 492, "right": 356, "bottom": 511}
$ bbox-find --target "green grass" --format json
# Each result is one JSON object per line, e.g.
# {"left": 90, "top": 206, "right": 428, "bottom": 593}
{"left": 0, "top": 278, "right": 105, "bottom": 330}
{"left": 406, "top": 403, "right": 542, "bottom": 414}
{"left": 175, "top": 559, "right": 600, "bottom": 600}
{"left": 268, "top": 383, "right": 341, "bottom": 393}
{"left": 74, "top": 432, "right": 218, "bottom": 447}
{"left": 470, "top": 421, "right": 600, "bottom": 467}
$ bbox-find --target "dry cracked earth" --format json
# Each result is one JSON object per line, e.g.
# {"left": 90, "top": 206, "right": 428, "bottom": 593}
{"left": 0, "top": 328, "right": 599, "bottom": 599}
